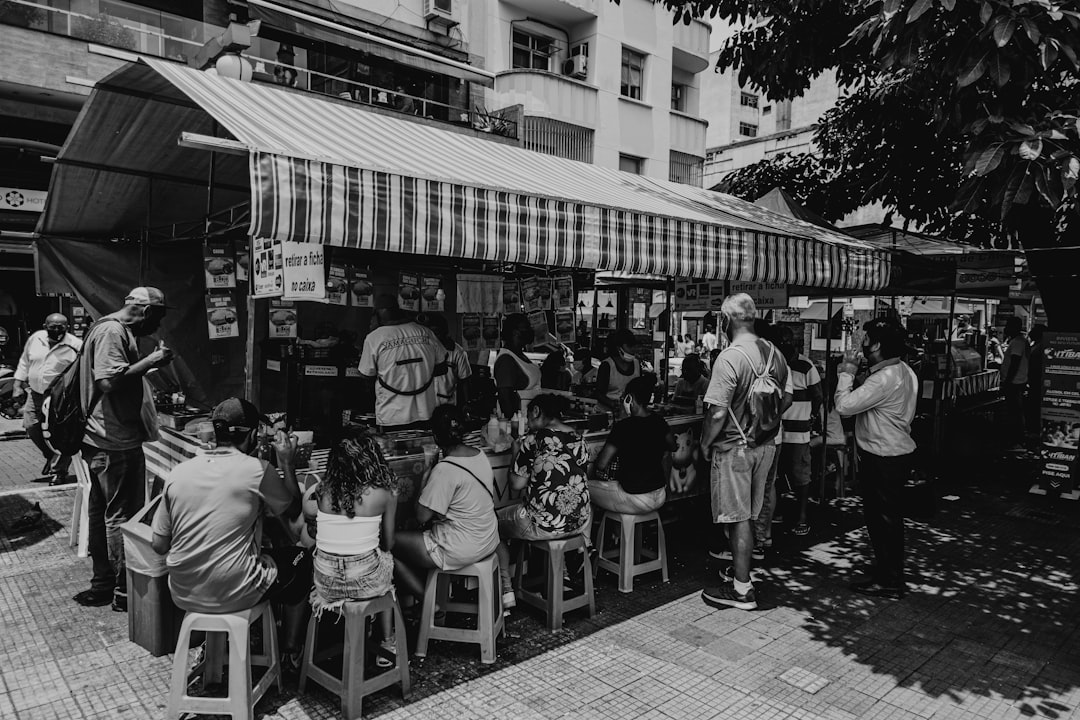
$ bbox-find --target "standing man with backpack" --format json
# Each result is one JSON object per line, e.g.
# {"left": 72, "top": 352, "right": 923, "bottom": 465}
{"left": 700, "top": 294, "right": 789, "bottom": 611}
{"left": 835, "top": 318, "right": 918, "bottom": 599}
{"left": 74, "top": 287, "right": 174, "bottom": 611}
{"left": 12, "top": 313, "right": 82, "bottom": 484}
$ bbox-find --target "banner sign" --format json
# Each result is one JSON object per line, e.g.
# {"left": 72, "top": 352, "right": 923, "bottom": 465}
{"left": 674, "top": 281, "right": 727, "bottom": 311}
{"left": 281, "top": 241, "right": 326, "bottom": 302}
{"left": 730, "top": 282, "right": 788, "bottom": 310}
{"left": 205, "top": 291, "right": 239, "bottom": 340}
{"left": 1036, "top": 332, "right": 1080, "bottom": 497}
{"left": 0, "top": 187, "right": 46, "bottom": 213}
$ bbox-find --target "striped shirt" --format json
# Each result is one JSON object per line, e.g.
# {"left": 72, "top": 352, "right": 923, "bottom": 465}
{"left": 781, "top": 354, "right": 822, "bottom": 444}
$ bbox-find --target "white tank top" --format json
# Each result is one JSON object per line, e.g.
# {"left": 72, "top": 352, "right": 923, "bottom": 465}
{"left": 315, "top": 511, "right": 382, "bottom": 556}
{"left": 602, "top": 356, "right": 641, "bottom": 406}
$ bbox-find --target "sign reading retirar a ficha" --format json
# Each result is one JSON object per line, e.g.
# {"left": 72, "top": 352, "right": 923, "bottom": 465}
{"left": 281, "top": 241, "right": 326, "bottom": 302}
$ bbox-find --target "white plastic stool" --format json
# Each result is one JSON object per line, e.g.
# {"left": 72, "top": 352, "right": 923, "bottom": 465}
{"left": 166, "top": 602, "right": 281, "bottom": 720}
{"left": 415, "top": 553, "right": 504, "bottom": 664}
{"left": 594, "top": 510, "right": 669, "bottom": 593}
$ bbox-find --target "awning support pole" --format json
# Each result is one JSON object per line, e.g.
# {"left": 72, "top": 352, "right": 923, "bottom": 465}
{"left": 665, "top": 277, "right": 674, "bottom": 399}
{"left": 821, "top": 294, "right": 834, "bottom": 502}
{"left": 591, "top": 286, "right": 599, "bottom": 355}
{"left": 204, "top": 124, "right": 218, "bottom": 236}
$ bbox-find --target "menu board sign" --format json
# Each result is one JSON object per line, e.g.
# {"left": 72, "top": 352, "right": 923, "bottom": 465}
{"left": 326, "top": 264, "right": 349, "bottom": 306}
{"left": 1036, "top": 332, "right": 1080, "bottom": 497}
{"left": 252, "top": 237, "right": 283, "bottom": 298}
{"left": 528, "top": 310, "right": 549, "bottom": 343}
{"left": 521, "top": 277, "right": 547, "bottom": 312}
{"left": 203, "top": 244, "right": 236, "bottom": 289}
{"left": 350, "top": 268, "right": 374, "bottom": 307}
{"left": 422, "top": 275, "right": 444, "bottom": 312}
{"left": 205, "top": 291, "right": 239, "bottom": 340}
{"left": 554, "top": 276, "right": 574, "bottom": 311}
{"left": 268, "top": 299, "right": 297, "bottom": 339}
{"left": 461, "top": 313, "right": 482, "bottom": 351}
{"left": 555, "top": 311, "right": 575, "bottom": 343}
{"left": 399, "top": 272, "right": 419, "bottom": 311}
{"left": 482, "top": 315, "right": 501, "bottom": 350}
{"left": 503, "top": 280, "right": 521, "bottom": 313}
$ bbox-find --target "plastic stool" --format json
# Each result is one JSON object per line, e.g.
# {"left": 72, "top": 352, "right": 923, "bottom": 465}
{"left": 415, "top": 553, "right": 504, "bottom": 664}
{"left": 514, "top": 534, "right": 596, "bottom": 631}
{"left": 166, "top": 602, "right": 281, "bottom": 720}
{"left": 594, "top": 510, "right": 669, "bottom": 593}
{"left": 299, "top": 592, "right": 410, "bottom": 720}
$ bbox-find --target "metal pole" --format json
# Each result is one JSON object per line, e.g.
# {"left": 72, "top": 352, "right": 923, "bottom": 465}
{"left": 822, "top": 294, "right": 834, "bottom": 502}
{"left": 665, "top": 277, "right": 674, "bottom": 399}
{"left": 591, "top": 285, "right": 599, "bottom": 356}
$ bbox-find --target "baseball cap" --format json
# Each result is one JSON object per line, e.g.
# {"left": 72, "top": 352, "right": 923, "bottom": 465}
{"left": 210, "top": 398, "right": 270, "bottom": 433}
{"left": 124, "top": 286, "right": 170, "bottom": 308}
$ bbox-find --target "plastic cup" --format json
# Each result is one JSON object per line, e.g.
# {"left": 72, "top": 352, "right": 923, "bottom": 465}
{"left": 422, "top": 443, "right": 440, "bottom": 469}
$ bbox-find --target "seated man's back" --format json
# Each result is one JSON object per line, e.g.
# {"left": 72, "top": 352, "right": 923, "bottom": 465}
{"left": 152, "top": 447, "right": 293, "bottom": 613}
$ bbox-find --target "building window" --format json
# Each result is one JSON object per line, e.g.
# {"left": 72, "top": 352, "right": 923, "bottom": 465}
{"left": 739, "top": 92, "right": 758, "bottom": 109}
{"left": 671, "top": 83, "right": 685, "bottom": 111}
{"left": 619, "top": 154, "right": 644, "bottom": 174}
{"left": 738, "top": 122, "right": 758, "bottom": 137}
{"left": 621, "top": 47, "right": 645, "bottom": 100}
{"left": 512, "top": 29, "right": 554, "bottom": 71}
{"left": 762, "top": 105, "right": 772, "bottom": 115}
{"left": 524, "top": 117, "right": 594, "bottom": 163}
{"left": 669, "top": 151, "right": 704, "bottom": 187}
{"left": 776, "top": 100, "right": 793, "bottom": 131}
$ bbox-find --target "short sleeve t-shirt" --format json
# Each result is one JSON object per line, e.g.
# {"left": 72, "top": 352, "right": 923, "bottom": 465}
{"left": 80, "top": 317, "right": 146, "bottom": 451}
{"left": 419, "top": 451, "right": 500, "bottom": 569}
{"left": 703, "top": 335, "right": 790, "bottom": 453}
{"left": 608, "top": 414, "right": 671, "bottom": 494}
{"left": 1001, "top": 335, "right": 1030, "bottom": 386}
{"left": 151, "top": 448, "right": 295, "bottom": 613}
{"left": 434, "top": 343, "right": 472, "bottom": 405}
{"left": 511, "top": 429, "right": 591, "bottom": 534}
{"left": 359, "top": 322, "right": 443, "bottom": 426}
{"left": 781, "top": 354, "right": 822, "bottom": 445}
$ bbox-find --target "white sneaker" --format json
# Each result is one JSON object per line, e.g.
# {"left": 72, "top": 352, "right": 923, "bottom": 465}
{"left": 502, "top": 590, "right": 516, "bottom": 610}
{"left": 709, "top": 549, "right": 733, "bottom": 561}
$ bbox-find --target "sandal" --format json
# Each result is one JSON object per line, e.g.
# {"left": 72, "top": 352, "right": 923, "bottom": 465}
{"left": 375, "top": 637, "right": 397, "bottom": 669}
{"left": 793, "top": 522, "right": 811, "bottom": 536}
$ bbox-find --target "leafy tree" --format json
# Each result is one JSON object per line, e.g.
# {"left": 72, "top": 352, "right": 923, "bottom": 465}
{"left": 657, "top": 0, "right": 1080, "bottom": 327}
{"left": 713, "top": 152, "right": 860, "bottom": 222}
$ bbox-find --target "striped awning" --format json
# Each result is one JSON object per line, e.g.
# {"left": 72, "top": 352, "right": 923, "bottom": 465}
{"left": 41, "top": 59, "right": 891, "bottom": 291}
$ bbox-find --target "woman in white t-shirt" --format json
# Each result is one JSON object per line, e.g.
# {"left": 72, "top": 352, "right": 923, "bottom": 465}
{"left": 391, "top": 405, "right": 500, "bottom": 604}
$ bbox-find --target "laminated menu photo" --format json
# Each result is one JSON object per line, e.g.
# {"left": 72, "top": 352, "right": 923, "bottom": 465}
{"left": 326, "top": 264, "right": 349, "bottom": 306}
{"left": 268, "top": 299, "right": 298, "bottom": 339}
{"left": 399, "top": 271, "right": 420, "bottom": 311}
{"left": 482, "top": 315, "right": 501, "bottom": 349}
{"left": 350, "top": 268, "right": 374, "bottom": 307}
{"left": 205, "top": 291, "right": 239, "bottom": 340}
{"left": 554, "top": 276, "right": 574, "bottom": 311}
{"left": 204, "top": 244, "right": 236, "bottom": 289}
{"left": 503, "top": 280, "right": 521, "bottom": 313}
{"left": 422, "top": 275, "right": 444, "bottom": 311}
{"left": 461, "top": 313, "right": 482, "bottom": 351}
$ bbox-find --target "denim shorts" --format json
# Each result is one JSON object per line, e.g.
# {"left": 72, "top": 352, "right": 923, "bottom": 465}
{"left": 710, "top": 444, "right": 777, "bottom": 523}
{"left": 312, "top": 548, "right": 394, "bottom": 603}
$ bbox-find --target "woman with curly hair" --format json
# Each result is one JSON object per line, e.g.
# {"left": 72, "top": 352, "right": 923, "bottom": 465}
{"left": 495, "top": 394, "right": 591, "bottom": 609}
{"left": 303, "top": 430, "right": 399, "bottom": 666}
{"left": 391, "top": 404, "right": 501, "bottom": 604}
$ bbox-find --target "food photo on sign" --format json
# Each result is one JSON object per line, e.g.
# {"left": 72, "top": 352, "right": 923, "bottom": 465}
{"left": 268, "top": 299, "right": 298, "bottom": 339}
{"left": 461, "top": 313, "right": 482, "bottom": 351}
{"left": 203, "top": 244, "right": 236, "bottom": 289}
{"left": 554, "top": 276, "right": 574, "bottom": 311}
{"left": 326, "top": 264, "right": 349, "bottom": 306}
{"left": 205, "top": 291, "right": 239, "bottom": 340}
{"left": 422, "top": 275, "right": 445, "bottom": 311}
{"left": 399, "top": 272, "right": 420, "bottom": 311}
{"left": 503, "top": 280, "right": 521, "bottom": 313}
{"left": 350, "top": 267, "right": 374, "bottom": 307}
{"left": 481, "top": 315, "right": 501, "bottom": 349}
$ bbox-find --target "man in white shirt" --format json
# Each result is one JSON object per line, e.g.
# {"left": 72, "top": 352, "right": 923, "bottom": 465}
{"left": 701, "top": 325, "right": 719, "bottom": 354}
{"left": 835, "top": 317, "right": 918, "bottom": 600}
{"left": 12, "top": 314, "right": 82, "bottom": 484}
{"left": 1000, "top": 317, "right": 1029, "bottom": 450}
{"left": 359, "top": 295, "right": 444, "bottom": 429}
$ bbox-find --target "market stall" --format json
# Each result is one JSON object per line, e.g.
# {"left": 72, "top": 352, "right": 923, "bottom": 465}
{"left": 36, "top": 57, "right": 891, "bottom": 500}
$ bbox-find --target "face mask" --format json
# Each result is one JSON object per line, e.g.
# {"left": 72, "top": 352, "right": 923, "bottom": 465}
{"left": 619, "top": 349, "right": 635, "bottom": 362}
{"left": 45, "top": 326, "right": 66, "bottom": 341}
{"left": 862, "top": 344, "right": 875, "bottom": 360}
{"left": 622, "top": 398, "right": 633, "bottom": 416}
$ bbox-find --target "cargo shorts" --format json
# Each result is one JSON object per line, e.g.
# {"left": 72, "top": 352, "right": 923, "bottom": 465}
{"left": 710, "top": 443, "right": 777, "bottom": 524}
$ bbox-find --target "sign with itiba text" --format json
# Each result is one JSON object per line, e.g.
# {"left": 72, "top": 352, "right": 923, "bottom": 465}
{"left": 281, "top": 241, "right": 326, "bottom": 302}
{"left": 1035, "top": 332, "right": 1080, "bottom": 498}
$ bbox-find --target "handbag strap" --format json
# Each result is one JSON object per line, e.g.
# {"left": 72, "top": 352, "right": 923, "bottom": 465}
{"left": 441, "top": 459, "right": 494, "bottom": 501}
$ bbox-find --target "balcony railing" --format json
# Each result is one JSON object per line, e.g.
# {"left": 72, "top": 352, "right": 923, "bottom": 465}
{"left": 495, "top": 70, "right": 598, "bottom": 130}
{"left": 0, "top": 0, "right": 221, "bottom": 62}
{"left": 245, "top": 55, "right": 518, "bottom": 140}
{"left": 669, "top": 111, "right": 708, "bottom": 156}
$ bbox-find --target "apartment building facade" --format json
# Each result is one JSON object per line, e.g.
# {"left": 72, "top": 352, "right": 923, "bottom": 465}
{"left": 700, "top": 53, "right": 841, "bottom": 187}
{"left": 470, "top": 0, "right": 711, "bottom": 185}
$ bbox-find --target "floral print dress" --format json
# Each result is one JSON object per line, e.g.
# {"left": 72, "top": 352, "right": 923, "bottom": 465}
{"left": 511, "top": 428, "right": 592, "bottom": 534}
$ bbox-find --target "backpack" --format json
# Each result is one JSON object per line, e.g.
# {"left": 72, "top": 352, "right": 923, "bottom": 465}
{"left": 40, "top": 318, "right": 120, "bottom": 457}
{"left": 727, "top": 341, "right": 784, "bottom": 448}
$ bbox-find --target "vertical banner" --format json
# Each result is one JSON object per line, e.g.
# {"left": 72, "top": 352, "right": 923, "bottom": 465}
{"left": 205, "top": 291, "right": 239, "bottom": 340}
{"left": 252, "top": 237, "right": 283, "bottom": 298}
{"left": 461, "top": 313, "right": 482, "bottom": 351}
{"left": 1035, "top": 332, "right": 1080, "bottom": 498}
{"left": 281, "top": 241, "right": 326, "bottom": 302}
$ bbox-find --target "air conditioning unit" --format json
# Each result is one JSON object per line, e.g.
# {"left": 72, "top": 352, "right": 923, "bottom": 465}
{"left": 562, "top": 55, "right": 587, "bottom": 79}
{"left": 424, "top": 0, "right": 452, "bottom": 21}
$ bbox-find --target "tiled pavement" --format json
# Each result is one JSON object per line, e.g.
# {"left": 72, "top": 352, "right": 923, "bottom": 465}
{"left": 0, "top": 439, "right": 47, "bottom": 492}
{"left": 1, "top": 442, "right": 1079, "bottom": 719}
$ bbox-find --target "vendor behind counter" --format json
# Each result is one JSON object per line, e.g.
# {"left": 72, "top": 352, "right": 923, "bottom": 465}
{"left": 358, "top": 294, "right": 446, "bottom": 430}
{"left": 494, "top": 313, "right": 541, "bottom": 417}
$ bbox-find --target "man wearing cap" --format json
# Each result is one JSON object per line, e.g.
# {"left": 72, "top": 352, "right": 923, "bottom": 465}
{"left": 152, "top": 398, "right": 310, "bottom": 666}
{"left": 359, "top": 295, "right": 444, "bottom": 429}
{"left": 12, "top": 313, "right": 82, "bottom": 484}
{"left": 74, "top": 287, "right": 174, "bottom": 610}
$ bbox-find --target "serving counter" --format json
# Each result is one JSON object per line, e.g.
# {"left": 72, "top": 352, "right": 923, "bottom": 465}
{"left": 142, "top": 413, "right": 708, "bottom": 508}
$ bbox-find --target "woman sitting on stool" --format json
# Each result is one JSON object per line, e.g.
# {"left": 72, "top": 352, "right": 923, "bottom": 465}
{"left": 391, "top": 405, "right": 501, "bottom": 609}
{"left": 590, "top": 374, "right": 675, "bottom": 515}
{"left": 304, "top": 431, "right": 399, "bottom": 666}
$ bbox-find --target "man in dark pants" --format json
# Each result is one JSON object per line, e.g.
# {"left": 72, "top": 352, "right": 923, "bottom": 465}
{"left": 12, "top": 314, "right": 82, "bottom": 484}
{"left": 74, "top": 288, "right": 173, "bottom": 612}
{"left": 1000, "top": 316, "right": 1030, "bottom": 451}
{"left": 835, "top": 318, "right": 919, "bottom": 599}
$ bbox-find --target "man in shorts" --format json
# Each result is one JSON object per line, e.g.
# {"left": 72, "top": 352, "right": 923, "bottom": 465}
{"left": 699, "top": 294, "right": 789, "bottom": 610}
{"left": 151, "top": 398, "right": 310, "bottom": 666}
{"left": 775, "top": 325, "right": 822, "bottom": 537}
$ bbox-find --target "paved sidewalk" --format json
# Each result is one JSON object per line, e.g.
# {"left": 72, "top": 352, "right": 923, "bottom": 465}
{"left": 0, "top": 439, "right": 49, "bottom": 492}
{"left": 1, "top": 441, "right": 1079, "bottom": 720}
